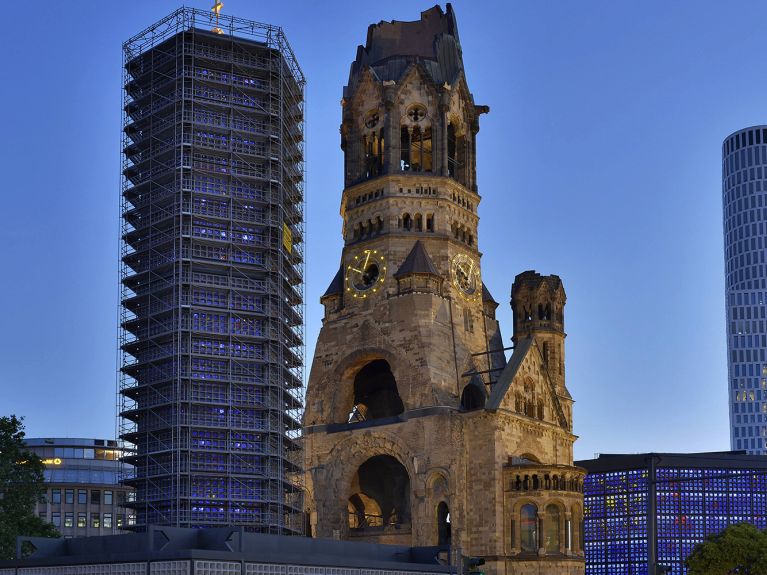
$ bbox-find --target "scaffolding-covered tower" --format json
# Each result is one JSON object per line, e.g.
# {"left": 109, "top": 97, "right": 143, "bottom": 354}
{"left": 118, "top": 8, "right": 305, "bottom": 534}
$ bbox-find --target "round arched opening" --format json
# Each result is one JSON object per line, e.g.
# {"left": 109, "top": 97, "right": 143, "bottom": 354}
{"left": 460, "top": 384, "right": 485, "bottom": 411}
{"left": 348, "top": 455, "right": 410, "bottom": 530}
{"left": 349, "top": 360, "right": 404, "bottom": 422}
{"left": 520, "top": 503, "right": 538, "bottom": 552}
{"left": 545, "top": 504, "right": 561, "bottom": 553}
{"left": 437, "top": 501, "right": 451, "bottom": 545}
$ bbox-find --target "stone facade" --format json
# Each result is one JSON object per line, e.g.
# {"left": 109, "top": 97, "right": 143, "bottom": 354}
{"left": 304, "top": 6, "right": 585, "bottom": 575}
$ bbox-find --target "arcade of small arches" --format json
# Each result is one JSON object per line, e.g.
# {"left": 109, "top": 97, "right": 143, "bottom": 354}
{"left": 351, "top": 216, "right": 385, "bottom": 241}
{"left": 508, "top": 471, "right": 584, "bottom": 494}
{"left": 398, "top": 212, "right": 435, "bottom": 233}
{"left": 451, "top": 221, "right": 474, "bottom": 247}
{"left": 355, "top": 102, "right": 471, "bottom": 187}
{"left": 512, "top": 501, "right": 583, "bottom": 556}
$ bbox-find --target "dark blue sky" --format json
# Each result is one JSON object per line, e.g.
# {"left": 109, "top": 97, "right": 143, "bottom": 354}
{"left": 0, "top": 1, "right": 760, "bottom": 459}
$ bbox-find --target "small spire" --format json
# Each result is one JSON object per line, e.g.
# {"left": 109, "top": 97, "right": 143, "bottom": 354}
{"left": 211, "top": 0, "right": 224, "bottom": 34}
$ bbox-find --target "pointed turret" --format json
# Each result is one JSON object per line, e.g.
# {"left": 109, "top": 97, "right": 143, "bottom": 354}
{"left": 394, "top": 240, "right": 443, "bottom": 295}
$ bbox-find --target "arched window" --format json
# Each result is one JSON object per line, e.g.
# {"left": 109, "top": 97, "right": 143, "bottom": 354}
{"left": 403, "top": 213, "right": 412, "bottom": 231}
{"left": 460, "top": 384, "right": 485, "bottom": 411}
{"left": 520, "top": 504, "right": 538, "bottom": 552}
{"left": 437, "top": 502, "right": 451, "bottom": 545}
{"left": 348, "top": 359, "right": 404, "bottom": 421}
{"left": 545, "top": 504, "right": 560, "bottom": 553}
{"left": 414, "top": 213, "right": 423, "bottom": 232}
{"left": 400, "top": 127, "right": 411, "bottom": 171}
{"left": 363, "top": 131, "right": 383, "bottom": 179}
{"left": 426, "top": 214, "right": 434, "bottom": 232}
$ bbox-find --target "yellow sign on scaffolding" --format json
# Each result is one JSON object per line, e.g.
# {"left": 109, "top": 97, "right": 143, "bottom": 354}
{"left": 282, "top": 222, "right": 292, "bottom": 254}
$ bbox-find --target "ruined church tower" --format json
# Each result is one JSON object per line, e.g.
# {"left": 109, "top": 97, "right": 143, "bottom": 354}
{"left": 304, "top": 6, "right": 585, "bottom": 574}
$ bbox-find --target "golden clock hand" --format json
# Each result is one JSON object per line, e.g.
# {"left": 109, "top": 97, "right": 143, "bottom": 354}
{"left": 363, "top": 251, "right": 371, "bottom": 269}
{"left": 348, "top": 267, "right": 363, "bottom": 273}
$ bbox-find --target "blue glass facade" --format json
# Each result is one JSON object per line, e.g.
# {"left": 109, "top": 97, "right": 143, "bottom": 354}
{"left": 579, "top": 453, "right": 767, "bottom": 575}
{"left": 723, "top": 126, "right": 767, "bottom": 454}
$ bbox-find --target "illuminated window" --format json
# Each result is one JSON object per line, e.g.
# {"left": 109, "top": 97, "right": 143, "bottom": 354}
{"left": 521, "top": 504, "right": 538, "bottom": 552}
{"left": 91, "top": 513, "right": 100, "bottom": 528}
{"left": 103, "top": 513, "right": 112, "bottom": 529}
{"left": 77, "top": 512, "right": 86, "bottom": 528}
{"left": 64, "top": 512, "right": 73, "bottom": 528}
{"left": 545, "top": 505, "right": 561, "bottom": 553}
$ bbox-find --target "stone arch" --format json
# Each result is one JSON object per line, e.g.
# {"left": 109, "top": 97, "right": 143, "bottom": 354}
{"left": 350, "top": 359, "right": 404, "bottom": 421}
{"left": 543, "top": 502, "right": 563, "bottom": 554}
{"left": 324, "top": 431, "right": 418, "bottom": 531}
{"left": 327, "top": 347, "right": 409, "bottom": 425}
{"left": 349, "top": 454, "right": 410, "bottom": 527}
{"left": 426, "top": 469, "right": 450, "bottom": 496}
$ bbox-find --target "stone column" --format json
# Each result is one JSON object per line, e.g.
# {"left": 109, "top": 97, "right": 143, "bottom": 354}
{"left": 438, "top": 90, "right": 451, "bottom": 176}
{"left": 383, "top": 81, "right": 398, "bottom": 174}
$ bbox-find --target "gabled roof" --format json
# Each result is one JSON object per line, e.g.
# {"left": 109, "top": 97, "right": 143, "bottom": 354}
{"left": 486, "top": 336, "right": 569, "bottom": 429}
{"left": 322, "top": 266, "right": 344, "bottom": 298}
{"left": 394, "top": 241, "right": 440, "bottom": 278}
{"left": 482, "top": 283, "right": 497, "bottom": 304}
{"left": 486, "top": 337, "right": 533, "bottom": 411}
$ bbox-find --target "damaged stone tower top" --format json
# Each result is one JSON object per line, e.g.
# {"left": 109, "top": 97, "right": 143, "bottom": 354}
{"left": 340, "top": 3, "right": 487, "bottom": 189}
{"left": 347, "top": 4, "right": 463, "bottom": 92}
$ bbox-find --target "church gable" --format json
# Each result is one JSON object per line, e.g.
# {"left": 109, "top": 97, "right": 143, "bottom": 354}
{"left": 487, "top": 337, "right": 568, "bottom": 428}
{"left": 347, "top": 70, "right": 383, "bottom": 126}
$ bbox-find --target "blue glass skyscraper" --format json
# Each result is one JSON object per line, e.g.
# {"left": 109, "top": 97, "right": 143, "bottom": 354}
{"left": 723, "top": 126, "right": 767, "bottom": 454}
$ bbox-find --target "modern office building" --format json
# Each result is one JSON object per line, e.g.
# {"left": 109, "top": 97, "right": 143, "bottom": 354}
{"left": 577, "top": 451, "right": 767, "bottom": 575}
{"left": 118, "top": 7, "right": 305, "bottom": 533}
{"left": 723, "top": 125, "right": 767, "bottom": 454}
{"left": 25, "top": 438, "right": 135, "bottom": 538}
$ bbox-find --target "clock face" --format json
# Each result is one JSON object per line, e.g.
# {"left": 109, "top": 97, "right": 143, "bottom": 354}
{"left": 346, "top": 249, "right": 387, "bottom": 298}
{"left": 451, "top": 253, "right": 480, "bottom": 300}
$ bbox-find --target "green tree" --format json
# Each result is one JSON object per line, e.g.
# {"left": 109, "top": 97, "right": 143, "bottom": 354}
{"left": 686, "top": 522, "right": 767, "bottom": 575}
{"left": 0, "top": 415, "right": 59, "bottom": 560}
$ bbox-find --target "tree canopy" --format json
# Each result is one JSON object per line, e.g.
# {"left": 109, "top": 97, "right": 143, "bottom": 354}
{"left": 0, "top": 415, "right": 59, "bottom": 560}
{"left": 686, "top": 522, "right": 767, "bottom": 575}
